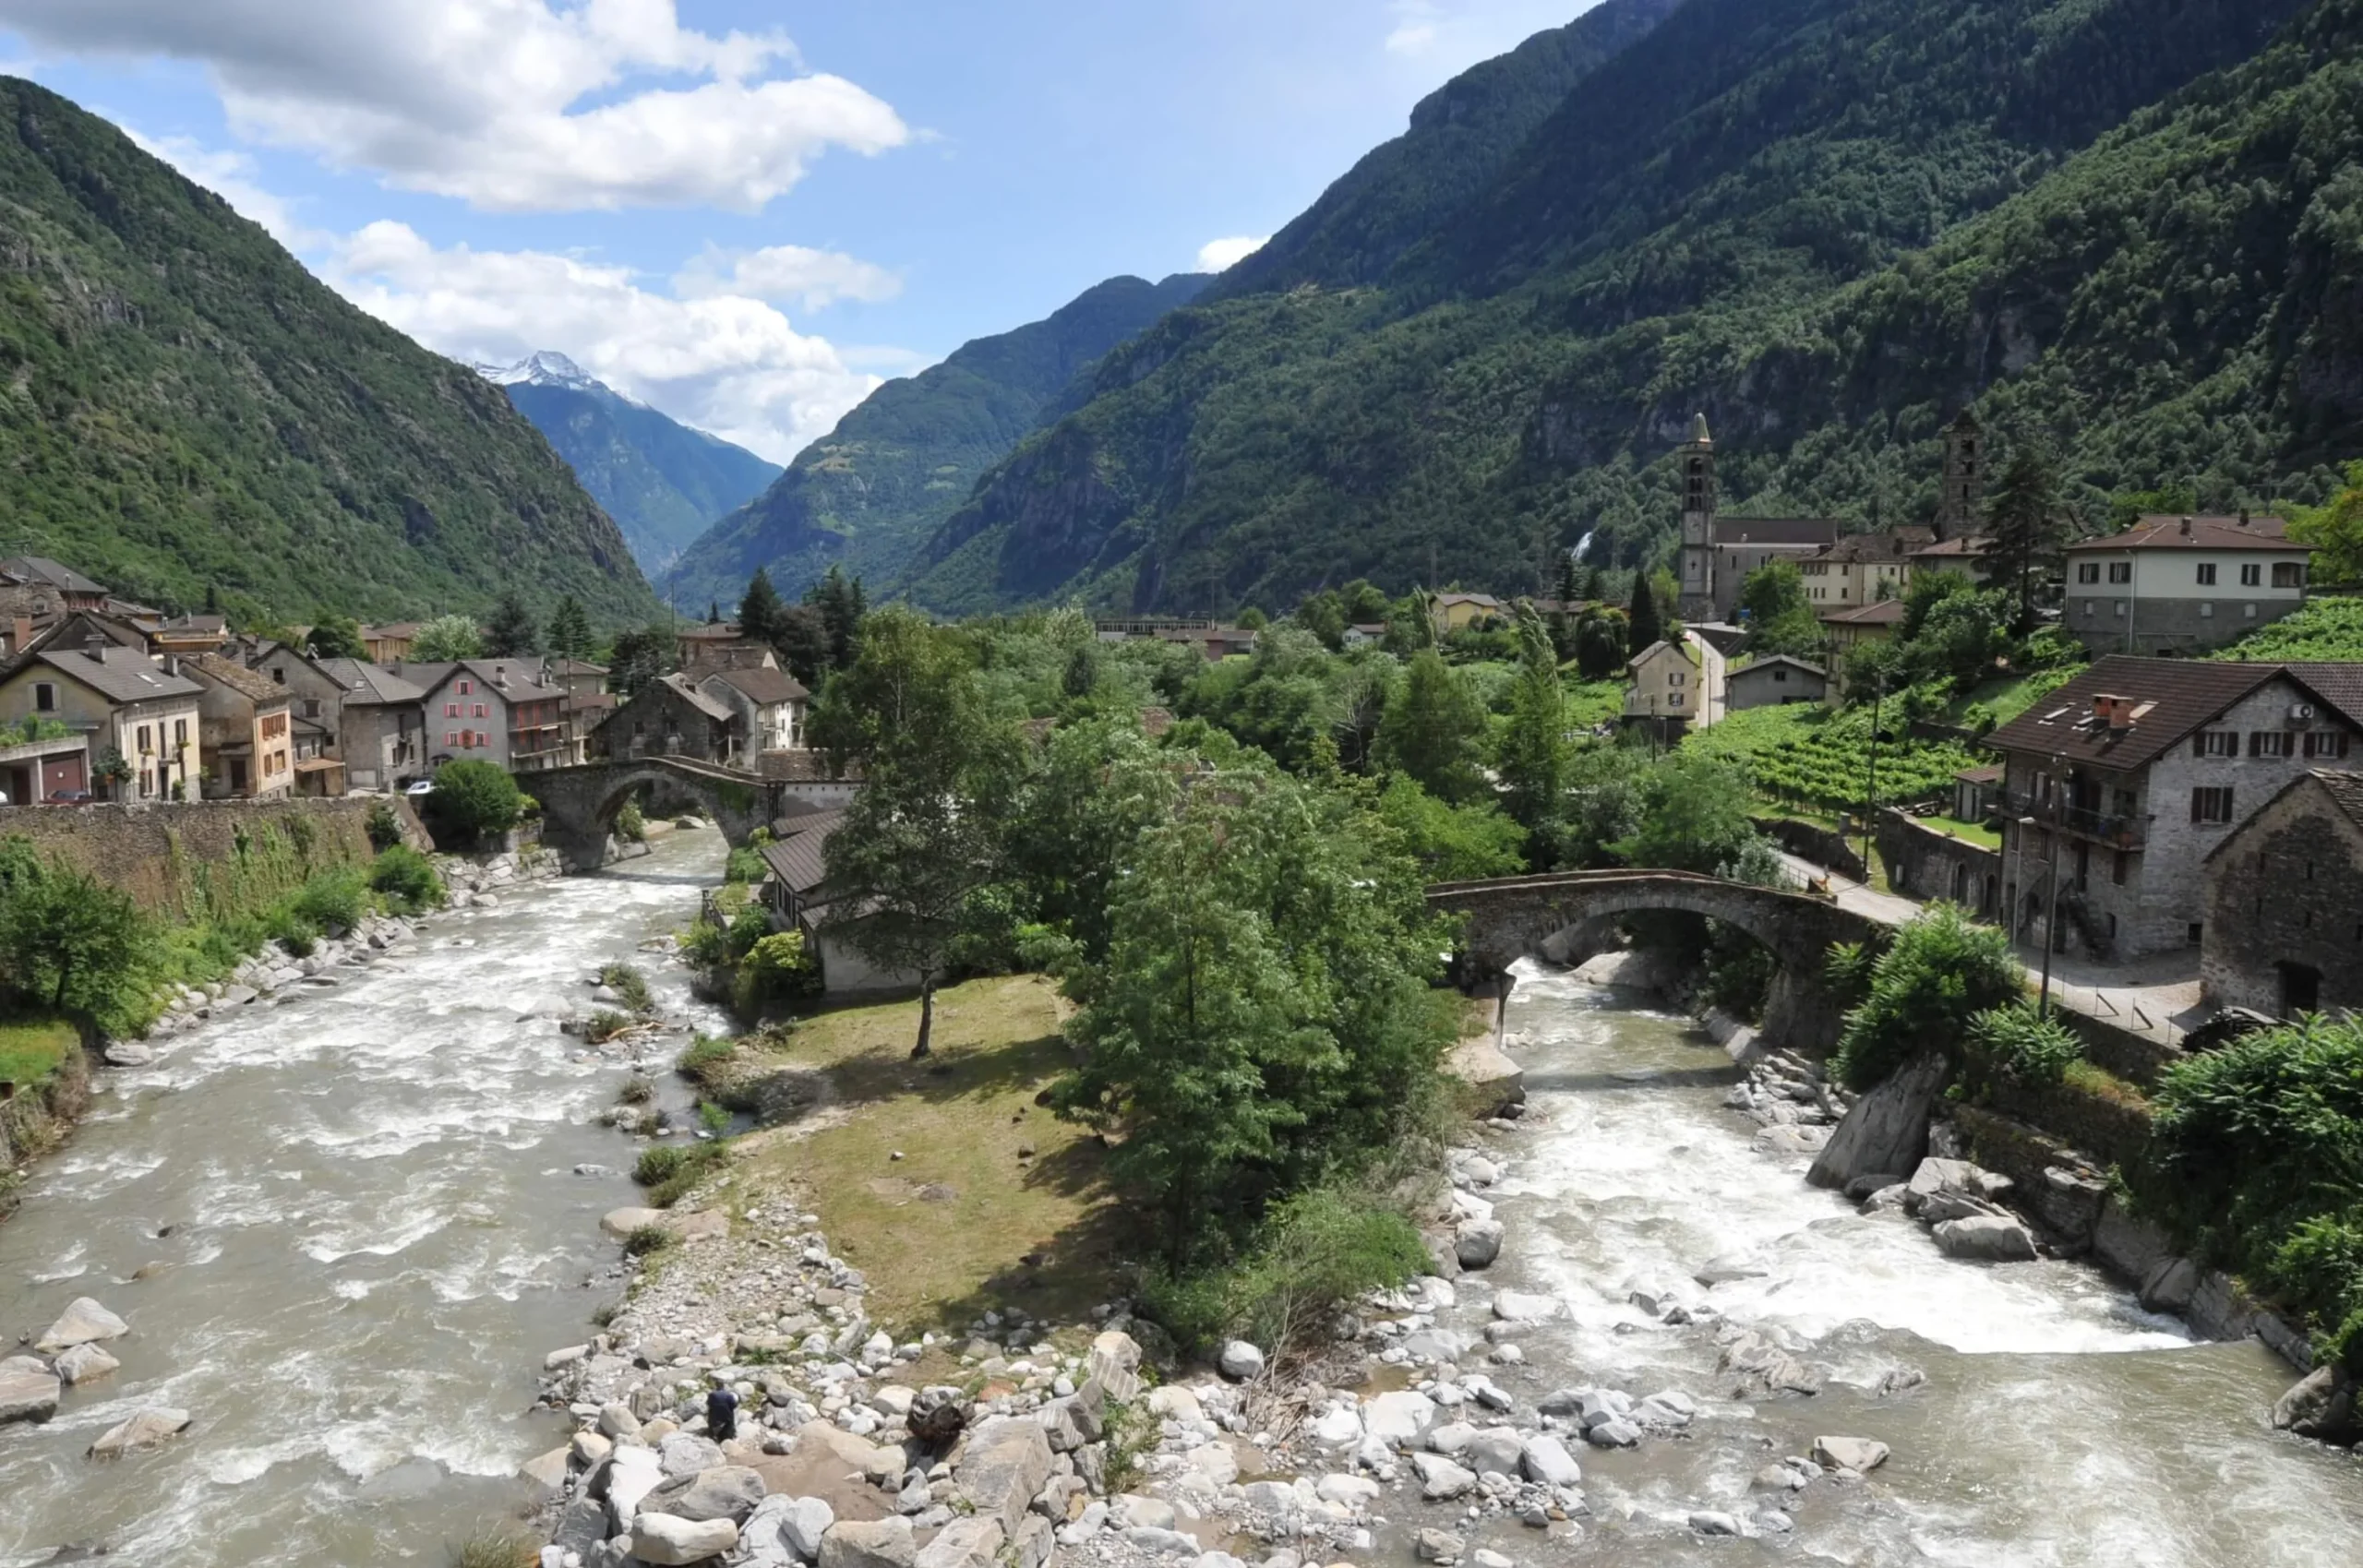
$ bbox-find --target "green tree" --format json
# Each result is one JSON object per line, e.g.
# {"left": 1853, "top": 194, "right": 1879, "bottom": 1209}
{"left": 1982, "top": 445, "right": 2070, "bottom": 635}
{"left": 546, "top": 595, "right": 594, "bottom": 660}
{"left": 1495, "top": 607, "right": 1568, "bottom": 842}
{"left": 606, "top": 625, "right": 674, "bottom": 697}
{"left": 1376, "top": 650, "right": 1489, "bottom": 804}
{"left": 805, "top": 566, "right": 867, "bottom": 671}
{"left": 2288, "top": 461, "right": 2363, "bottom": 586}
{"left": 0, "top": 864, "right": 150, "bottom": 1017}
{"left": 412, "top": 614, "right": 484, "bottom": 663}
{"left": 422, "top": 760, "right": 525, "bottom": 849}
{"left": 814, "top": 607, "right": 1023, "bottom": 1057}
{"left": 482, "top": 592, "right": 539, "bottom": 657}
{"left": 1296, "top": 591, "right": 1346, "bottom": 650}
{"left": 1572, "top": 605, "right": 1628, "bottom": 680}
{"left": 1375, "top": 775, "right": 1527, "bottom": 881}
{"left": 306, "top": 614, "right": 365, "bottom": 661}
{"left": 738, "top": 567, "right": 787, "bottom": 646}
{"left": 1832, "top": 905, "right": 2023, "bottom": 1089}
{"left": 1738, "top": 559, "right": 1807, "bottom": 626}
{"left": 1236, "top": 605, "right": 1269, "bottom": 630}
{"left": 769, "top": 604, "right": 832, "bottom": 689}
{"left": 1625, "top": 567, "right": 1664, "bottom": 654}
{"left": 1612, "top": 751, "right": 1762, "bottom": 873}
{"left": 1341, "top": 580, "right": 1391, "bottom": 625}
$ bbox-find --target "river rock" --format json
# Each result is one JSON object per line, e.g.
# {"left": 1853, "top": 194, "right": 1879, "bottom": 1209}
{"left": 607, "top": 1443, "right": 666, "bottom": 1529}
{"left": 906, "top": 1384, "right": 967, "bottom": 1446}
{"left": 1448, "top": 1037, "right": 1525, "bottom": 1119}
{"left": 630, "top": 1512, "right": 740, "bottom": 1565}
{"left": 1218, "top": 1340, "right": 1266, "bottom": 1381}
{"left": 669, "top": 1464, "right": 768, "bottom": 1523}
{"left": 1123, "top": 1527, "right": 1200, "bottom": 1558}
{"left": 821, "top": 1517, "right": 917, "bottom": 1568}
{"left": 1455, "top": 1219, "right": 1505, "bottom": 1270}
{"left": 1364, "top": 1390, "right": 1437, "bottom": 1446}
{"left": 1583, "top": 1417, "right": 1641, "bottom": 1449}
{"left": 519, "top": 1445, "right": 571, "bottom": 1500}
{"left": 1811, "top": 1436, "right": 1890, "bottom": 1473}
{"left": 1317, "top": 1472, "right": 1381, "bottom": 1509}
{"left": 2138, "top": 1257, "right": 2201, "bottom": 1312}
{"left": 659, "top": 1432, "right": 726, "bottom": 1478}
{"left": 602, "top": 1206, "right": 668, "bottom": 1239}
{"left": 2271, "top": 1365, "right": 2360, "bottom": 1447}
{"left": 1492, "top": 1289, "right": 1561, "bottom": 1322}
{"left": 52, "top": 1344, "right": 120, "bottom": 1385}
{"left": 1688, "top": 1512, "right": 1742, "bottom": 1537}
{"left": 0, "top": 1363, "right": 61, "bottom": 1425}
{"left": 598, "top": 1400, "right": 642, "bottom": 1441}
{"left": 1806, "top": 1052, "right": 1947, "bottom": 1190}
{"left": 779, "top": 1495, "right": 838, "bottom": 1560}
{"left": 915, "top": 1516, "right": 1004, "bottom": 1568}
{"left": 89, "top": 1406, "right": 190, "bottom": 1457}
{"left": 958, "top": 1415, "right": 1054, "bottom": 1534}
{"left": 1932, "top": 1215, "right": 2036, "bottom": 1263}
{"left": 1415, "top": 1528, "right": 1464, "bottom": 1564}
{"left": 1518, "top": 1433, "right": 1581, "bottom": 1487}
{"left": 36, "top": 1298, "right": 129, "bottom": 1353}
{"left": 1755, "top": 1124, "right": 1829, "bottom": 1155}
{"left": 1412, "top": 1451, "right": 1477, "bottom": 1499}
{"left": 1086, "top": 1330, "right": 1143, "bottom": 1402}
{"left": 1466, "top": 1427, "right": 1525, "bottom": 1477}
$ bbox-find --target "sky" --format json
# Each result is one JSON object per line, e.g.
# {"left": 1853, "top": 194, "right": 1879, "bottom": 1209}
{"left": 0, "top": 0, "right": 1601, "bottom": 466}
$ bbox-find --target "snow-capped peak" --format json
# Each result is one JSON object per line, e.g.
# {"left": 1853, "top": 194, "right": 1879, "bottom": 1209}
{"left": 478, "top": 350, "right": 603, "bottom": 391}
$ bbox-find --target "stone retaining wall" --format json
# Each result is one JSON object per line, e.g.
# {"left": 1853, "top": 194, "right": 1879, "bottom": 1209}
{"left": 2054, "top": 1008, "right": 2182, "bottom": 1090}
{"left": 0, "top": 796, "right": 428, "bottom": 918}
{"left": 1752, "top": 817, "right": 1865, "bottom": 881}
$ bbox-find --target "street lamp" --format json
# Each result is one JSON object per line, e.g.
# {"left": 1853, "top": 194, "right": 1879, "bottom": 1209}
{"left": 2036, "top": 754, "right": 2068, "bottom": 1019}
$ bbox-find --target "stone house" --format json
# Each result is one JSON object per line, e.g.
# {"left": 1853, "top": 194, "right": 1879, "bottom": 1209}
{"left": 1725, "top": 654, "right": 1826, "bottom": 711}
{"left": 0, "top": 642, "right": 202, "bottom": 801}
{"left": 698, "top": 664, "right": 808, "bottom": 756}
{"left": 318, "top": 659, "right": 428, "bottom": 790}
{"left": 185, "top": 652, "right": 295, "bottom": 798}
{"left": 0, "top": 557, "right": 108, "bottom": 615}
{"left": 1985, "top": 657, "right": 2363, "bottom": 962}
{"left": 1817, "top": 599, "right": 1905, "bottom": 693}
{"left": 756, "top": 807, "right": 920, "bottom": 996}
{"left": 1709, "top": 518, "right": 1842, "bottom": 621}
{"left": 403, "top": 659, "right": 570, "bottom": 772}
{"left": 2201, "top": 770, "right": 2363, "bottom": 1018}
{"left": 594, "top": 673, "right": 737, "bottom": 761}
{"left": 2063, "top": 514, "right": 2310, "bottom": 655}
{"left": 249, "top": 646, "right": 359, "bottom": 756}
{"left": 1797, "top": 529, "right": 1932, "bottom": 610}
{"left": 1624, "top": 632, "right": 1725, "bottom": 736}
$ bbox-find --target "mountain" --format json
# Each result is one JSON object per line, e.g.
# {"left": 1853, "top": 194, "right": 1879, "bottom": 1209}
{"left": 0, "top": 78, "right": 657, "bottom": 626}
{"left": 660, "top": 271, "right": 1211, "bottom": 609}
{"left": 485, "top": 352, "right": 780, "bottom": 576}
{"left": 906, "top": 0, "right": 2345, "bottom": 616}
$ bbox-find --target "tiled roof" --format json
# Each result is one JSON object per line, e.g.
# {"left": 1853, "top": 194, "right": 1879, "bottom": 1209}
{"left": 0, "top": 557, "right": 106, "bottom": 593}
{"left": 186, "top": 652, "right": 289, "bottom": 705}
{"left": 318, "top": 658, "right": 426, "bottom": 703}
{"left": 1818, "top": 528, "right": 1934, "bottom": 564}
{"left": 404, "top": 659, "right": 566, "bottom": 703}
{"left": 1713, "top": 518, "right": 1841, "bottom": 547}
{"left": 1984, "top": 656, "right": 2315, "bottom": 772}
{"left": 361, "top": 622, "right": 420, "bottom": 639}
{"left": 702, "top": 665, "right": 809, "bottom": 705}
{"left": 29, "top": 645, "right": 201, "bottom": 703}
{"left": 758, "top": 808, "right": 846, "bottom": 895}
{"left": 1818, "top": 600, "right": 1905, "bottom": 627}
{"left": 2311, "top": 769, "right": 2363, "bottom": 833}
{"left": 2064, "top": 516, "right": 2305, "bottom": 553}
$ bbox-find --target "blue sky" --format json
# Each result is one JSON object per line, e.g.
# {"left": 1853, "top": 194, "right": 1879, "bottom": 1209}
{"left": 0, "top": 0, "right": 1597, "bottom": 463}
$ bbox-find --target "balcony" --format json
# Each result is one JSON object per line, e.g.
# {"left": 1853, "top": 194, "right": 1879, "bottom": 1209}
{"left": 2003, "top": 791, "right": 2146, "bottom": 849}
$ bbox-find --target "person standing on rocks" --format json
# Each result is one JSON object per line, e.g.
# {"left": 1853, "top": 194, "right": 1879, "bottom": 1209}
{"left": 706, "top": 1382, "right": 738, "bottom": 1443}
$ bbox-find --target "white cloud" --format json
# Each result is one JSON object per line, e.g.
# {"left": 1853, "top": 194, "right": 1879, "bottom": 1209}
{"left": 0, "top": 0, "right": 909, "bottom": 211}
{"left": 122, "top": 127, "right": 319, "bottom": 246}
{"left": 1384, "top": 1, "right": 1442, "bottom": 56}
{"left": 326, "top": 221, "right": 883, "bottom": 463}
{"left": 1196, "top": 234, "right": 1271, "bottom": 272}
{"left": 673, "top": 244, "right": 903, "bottom": 311}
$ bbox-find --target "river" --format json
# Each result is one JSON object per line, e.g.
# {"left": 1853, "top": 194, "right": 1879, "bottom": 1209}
{"left": 0, "top": 832, "right": 726, "bottom": 1568}
{"left": 1468, "top": 961, "right": 2363, "bottom": 1565}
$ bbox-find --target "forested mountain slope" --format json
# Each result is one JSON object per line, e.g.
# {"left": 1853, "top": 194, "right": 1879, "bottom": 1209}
{"left": 661, "top": 271, "right": 1208, "bottom": 607}
{"left": 491, "top": 353, "right": 780, "bottom": 576}
{"left": 906, "top": 0, "right": 2338, "bottom": 616}
{"left": 0, "top": 78, "right": 657, "bottom": 625}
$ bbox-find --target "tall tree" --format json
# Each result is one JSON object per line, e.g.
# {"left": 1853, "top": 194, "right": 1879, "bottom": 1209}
{"left": 1496, "top": 607, "right": 1568, "bottom": 847}
{"left": 546, "top": 595, "right": 594, "bottom": 661}
{"left": 411, "top": 614, "right": 483, "bottom": 663}
{"left": 306, "top": 614, "right": 365, "bottom": 661}
{"left": 1376, "top": 649, "right": 1489, "bottom": 805}
{"left": 482, "top": 592, "right": 539, "bottom": 657}
{"left": 738, "top": 567, "right": 786, "bottom": 646}
{"left": 1625, "top": 568, "right": 1664, "bottom": 654}
{"left": 814, "top": 607, "right": 1021, "bottom": 1057}
{"left": 2289, "top": 461, "right": 2363, "bottom": 586}
{"left": 807, "top": 566, "right": 867, "bottom": 671}
{"left": 0, "top": 865, "right": 150, "bottom": 1015}
{"left": 606, "top": 625, "right": 675, "bottom": 697}
{"left": 770, "top": 604, "right": 831, "bottom": 689}
{"left": 1982, "top": 445, "right": 2070, "bottom": 634}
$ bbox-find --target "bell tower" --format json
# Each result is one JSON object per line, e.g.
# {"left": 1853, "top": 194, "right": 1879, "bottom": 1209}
{"left": 1936, "top": 409, "right": 1983, "bottom": 542}
{"left": 1676, "top": 413, "right": 1717, "bottom": 621}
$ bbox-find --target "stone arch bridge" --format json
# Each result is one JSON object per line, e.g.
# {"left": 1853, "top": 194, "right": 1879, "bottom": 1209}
{"left": 527, "top": 757, "right": 786, "bottom": 870}
{"left": 1428, "top": 869, "right": 1883, "bottom": 1052}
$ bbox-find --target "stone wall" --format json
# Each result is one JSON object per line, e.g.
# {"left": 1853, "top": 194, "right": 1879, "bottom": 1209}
{"left": 2201, "top": 786, "right": 2363, "bottom": 1015}
{"left": 2053, "top": 1007, "right": 2183, "bottom": 1090}
{"left": 1876, "top": 811, "right": 2001, "bottom": 917}
{"left": 1752, "top": 816, "right": 1866, "bottom": 881}
{"left": 0, "top": 796, "right": 428, "bottom": 919}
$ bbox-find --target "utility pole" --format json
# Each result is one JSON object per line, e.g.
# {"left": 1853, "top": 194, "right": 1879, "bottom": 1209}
{"left": 1859, "top": 673, "right": 1886, "bottom": 877}
{"left": 2038, "top": 753, "right": 2065, "bottom": 1019}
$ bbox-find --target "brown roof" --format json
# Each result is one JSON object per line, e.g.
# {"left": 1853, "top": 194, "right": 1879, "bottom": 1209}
{"left": 702, "top": 665, "right": 809, "bottom": 705}
{"left": 1818, "top": 600, "right": 1905, "bottom": 627}
{"left": 1984, "top": 655, "right": 2363, "bottom": 773}
{"left": 1911, "top": 536, "right": 1991, "bottom": 558}
{"left": 1713, "top": 518, "right": 1841, "bottom": 547}
{"left": 2064, "top": 516, "right": 2305, "bottom": 553}
{"left": 1731, "top": 654, "right": 1826, "bottom": 679}
{"left": 1955, "top": 764, "right": 2004, "bottom": 784}
{"left": 757, "top": 808, "right": 847, "bottom": 895}
{"left": 362, "top": 622, "right": 420, "bottom": 639}
{"left": 1818, "top": 528, "right": 1934, "bottom": 564}
{"left": 186, "top": 652, "right": 289, "bottom": 706}
{"left": 759, "top": 748, "right": 864, "bottom": 784}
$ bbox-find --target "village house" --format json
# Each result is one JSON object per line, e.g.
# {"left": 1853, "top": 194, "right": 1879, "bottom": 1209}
{"left": 1985, "top": 657, "right": 2363, "bottom": 963}
{"left": 2201, "top": 769, "right": 2363, "bottom": 1019}
{"left": 1431, "top": 592, "right": 1507, "bottom": 634}
{"left": 595, "top": 673, "right": 737, "bottom": 762}
{"left": 760, "top": 748, "right": 865, "bottom": 810}
{"left": 540, "top": 657, "right": 611, "bottom": 766}
{"left": 756, "top": 807, "right": 921, "bottom": 996}
{"left": 1725, "top": 654, "right": 1827, "bottom": 711}
{"left": 0, "top": 557, "right": 109, "bottom": 616}
{"left": 1798, "top": 529, "right": 1932, "bottom": 609}
{"left": 317, "top": 659, "right": 428, "bottom": 790}
{"left": 1817, "top": 599, "right": 1905, "bottom": 692}
{"left": 402, "top": 659, "right": 570, "bottom": 772}
{"left": 1710, "top": 518, "right": 1843, "bottom": 620}
{"left": 361, "top": 622, "right": 419, "bottom": 663}
{"left": 0, "top": 640, "right": 202, "bottom": 802}
{"left": 0, "top": 727, "right": 89, "bottom": 807}
{"left": 698, "top": 664, "right": 808, "bottom": 756}
{"left": 1907, "top": 535, "right": 1991, "bottom": 581}
{"left": 185, "top": 652, "right": 294, "bottom": 798}
{"left": 1625, "top": 630, "right": 1726, "bottom": 737}
{"left": 2063, "top": 513, "right": 2310, "bottom": 655}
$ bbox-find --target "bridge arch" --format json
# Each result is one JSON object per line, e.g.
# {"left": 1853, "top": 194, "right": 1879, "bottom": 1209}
{"left": 1428, "top": 870, "right": 1882, "bottom": 1053}
{"left": 527, "top": 758, "right": 785, "bottom": 870}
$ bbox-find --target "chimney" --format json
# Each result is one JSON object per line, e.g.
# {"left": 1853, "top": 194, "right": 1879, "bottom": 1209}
{"left": 2178, "top": 516, "right": 2193, "bottom": 536}
{"left": 9, "top": 616, "right": 28, "bottom": 652}
{"left": 2239, "top": 507, "right": 2252, "bottom": 528}
{"left": 2092, "top": 693, "right": 2135, "bottom": 730}
{"left": 162, "top": 654, "right": 179, "bottom": 677}
{"left": 82, "top": 633, "right": 107, "bottom": 664}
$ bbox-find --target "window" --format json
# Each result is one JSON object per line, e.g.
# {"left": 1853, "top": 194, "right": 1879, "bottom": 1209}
{"left": 137, "top": 724, "right": 150, "bottom": 754}
{"left": 2304, "top": 730, "right": 2352, "bottom": 760}
{"left": 2190, "top": 785, "right": 2235, "bottom": 824}
{"left": 445, "top": 702, "right": 459, "bottom": 718}
{"left": 174, "top": 719, "right": 186, "bottom": 748}
{"left": 2195, "top": 562, "right": 2217, "bottom": 585}
{"left": 2240, "top": 563, "right": 2261, "bottom": 587}
{"left": 2194, "top": 730, "right": 2238, "bottom": 758}
{"left": 1669, "top": 671, "right": 1686, "bottom": 688}
{"left": 2250, "top": 731, "right": 2293, "bottom": 759}
{"left": 1668, "top": 692, "right": 1683, "bottom": 708}
{"left": 457, "top": 680, "right": 474, "bottom": 695}
{"left": 32, "top": 682, "right": 54, "bottom": 712}
{"left": 2083, "top": 600, "right": 2096, "bottom": 617}
{"left": 445, "top": 730, "right": 457, "bottom": 746}
{"left": 271, "top": 666, "right": 286, "bottom": 684}
{"left": 2076, "top": 563, "right": 2101, "bottom": 583}
{"left": 2108, "top": 562, "right": 2132, "bottom": 583}
{"left": 1772, "top": 668, "right": 1787, "bottom": 683}
{"left": 2201, "top": 603, "right": 2214, "bottom": 617}
{"left": 2273, "top": 561, "right": 2306, "bottom": 589}
{"left": 474, "top": 702, "right": 488, "bottom": 718}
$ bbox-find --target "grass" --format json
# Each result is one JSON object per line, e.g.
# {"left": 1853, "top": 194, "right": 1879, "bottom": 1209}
{"left": 451, "top": 1530, "right": 536, "bottom": 1568}
{"left": 599, "top": 963, "right": 654, "bottom": 1015}
{"left": 728, "top": 974, "right": 1122, "bottom": 1331}
{"left": 2064, "top": 1059, "right": 2152, "bottom": 1114}
{"left": 1916, "top": 813, "right": 2002, "bottom": 850}
{"left": 1949, "top": 667, "right": 2081, "bottom": 729}
{"left": 0, "top": 1013, "right": 78, "bottom": 1089}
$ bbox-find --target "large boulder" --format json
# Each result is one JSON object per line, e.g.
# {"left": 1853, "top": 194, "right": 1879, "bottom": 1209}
{"left": 1454, "top": 1219, "right": 1505, "bottom": 1270}
{"left": 668, "top": 1464, "right": 769, "bottom": 1523}
{"left": 1933, "top": 1215, "right": 2037, "bottom": 1263}
{"left": 1518, "top": 1433, "right": 1581, "bottom": 1488}
{"left": 89, "top": 1407, "right": 190, "bottom": 1457}
{"left": 2271, "top": 1366, "right": 2360, "bottom": 1447}
{"left": 1410, "top": 1452, "right": 1476, "bottom": 1500}
{"left": 1363, "top": 1390, "right": 1437, "bottom": 1447}
{"left": 36, "top": 1298, "right": 130, "bottom": 1354}
{"left": 1086, "top": 1331, "right": 1143, "bottom": 1402}
{"left": 1806, "top": 1053, "right": 1949, "bottom": 1191}
{"left": 1217, "top": 1340, "right": 1265, "bottom": 1382}
{"left": 606, "top": 1443, "right": 667, "bottom": 1531}
{"left": 819, "top": 1516, "right": 917, "bottom": 1568}
{"left": 913, "top": 1516, "right": 1004, "bottom": 1568}
{"left": 1811, "top": 1435, "right": 1890, "bottom": 1473}
{"left": 1448, "top": 1036, "right": 1525, "bottom": 1118}
{"left": 52, "top": 1344, "right": 119, "bottom": 1385}
{"left": 630, "top": 1513, "right": 739, "bottom": 1565}
{"left": 956, "top": 1416, "right": 1053, "bottom": 1535}
{"left": 0, "top": 1362, "right": 62, "bottom": 1426}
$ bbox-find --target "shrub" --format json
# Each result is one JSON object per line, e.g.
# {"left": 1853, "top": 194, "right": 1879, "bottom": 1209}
{"left": 1962, "top": 1003, "right": 2083, "bottom": 1089}
{"left": 290, "top": 866, "right": 369, "bottom": 937}
{"left": 369, "top": 845, "right": 445, "bottom": 913}
{"left": 1138, "top": 1187, "right": 1429, "bottom": 1359}
{"left": 0, "top": 853, "right": 156, "bottom": 1030}
{"left": 420, "top": 761, "right": 525, "bottom": 850}
{"left": 679, "top": 918, "right": 729, "bottom": 967}
{"left": 599, "top": 963, "right": 654, "bottom": 1015}
{"left": 724, "top": 844, "right": 768, "bottom": 885}
{"left": 678, "top": 1034, "right": 735, "bottom": 1082}
{"left": 732, "top": 929, "right": 819, "bottom": 1017}
{"left": 365, "top": 799, "right": 404, "bottom": 851}
{"left": 622, "top": 1224, "right": 674, "bottom": 1258}
{"left": 635, "top": 1140, "right": 726, "bottom": 1207}
{"left": 583, "top": 1010, "right": 635, "bottom": 1043}
{"left": 451, "top": 1529, "right": 535, "bottom": 1568}
{"left": 617, "top": 1075, "right": 654, "bottom": 1106}
{"left": 699, "top": 1100, "right": 730, "bottom": 1133}
{"left": 726, "top": 901, "right": 771, "bottom": 959}
{"left": 616, "top": 799, "right": 647, "bottom": 843}
{"left": 1832, "top": 906, "right": 2021, "bottom": 1090}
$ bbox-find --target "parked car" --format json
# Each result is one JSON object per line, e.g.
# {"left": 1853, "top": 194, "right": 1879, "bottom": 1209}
{"left": 403, "top": 778, "right": 436, "bottom": 797}
{"left": 46, "top": 788, "right": 93, "bottom": 805}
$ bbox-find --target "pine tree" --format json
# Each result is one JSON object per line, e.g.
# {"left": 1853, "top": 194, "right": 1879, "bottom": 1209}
{"left": 483, "top": 591, "right": 539, "bottom": 656}
{"left": 546, "top": 595, "right": 593, "bottom": 660}
{"left": 808, "top": 566, "right": 866, "bottom": 671}
{"left": 1982, "top": 445, "right": 2069, "bottom": 635}
{"left": 738, "top": 567, "right": 786, "bottom": 646}
{"left": 1377, "top": 650, "right": 1490, "bottom": 804}
{"left": 1626, "top": 569, "right": 1664, "bottom": 654}
{"left": 1555, "top": 551, "right": 1580, "bottom": 607}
